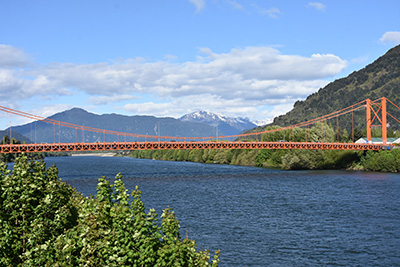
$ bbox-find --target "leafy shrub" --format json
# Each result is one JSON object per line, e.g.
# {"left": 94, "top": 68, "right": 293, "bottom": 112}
{"left": 0, "top": 155, "right": 78, "bottom": 266}
{"left": 0, "top": 155, "right": 220, "bottom": 266}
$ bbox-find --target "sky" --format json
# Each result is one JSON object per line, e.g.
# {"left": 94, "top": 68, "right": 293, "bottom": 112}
{"left": 1, "top": 0, "right": 400, "bottom": 130}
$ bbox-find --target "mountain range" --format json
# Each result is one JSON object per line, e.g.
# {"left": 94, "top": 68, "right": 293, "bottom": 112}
{"left": 6, "top": 108, "right": 257, "bottom": 143}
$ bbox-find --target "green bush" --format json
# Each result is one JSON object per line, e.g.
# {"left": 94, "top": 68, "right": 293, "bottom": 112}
{"left": 0, "top": 155, "right": 220, "bottom": 266}
{"left": 0, "top": 155, "right": 78, "bottom": 266}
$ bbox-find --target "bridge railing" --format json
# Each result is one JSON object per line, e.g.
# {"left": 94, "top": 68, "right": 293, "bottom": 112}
{"left": 0, "top": 141, "right": 392, "bottom": 154}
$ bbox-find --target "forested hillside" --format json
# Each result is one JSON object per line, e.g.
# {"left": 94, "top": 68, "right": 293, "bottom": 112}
{"left": 261, "top": 44, "right": 400, "bottom": 133}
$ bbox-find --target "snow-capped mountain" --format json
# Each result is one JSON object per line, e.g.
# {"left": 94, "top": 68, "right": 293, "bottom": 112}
{"left": 252, "top": 118, "right": 273, "bottom": 127}
{"left": 179, "top": 110, "right": 257, "bottom": 136}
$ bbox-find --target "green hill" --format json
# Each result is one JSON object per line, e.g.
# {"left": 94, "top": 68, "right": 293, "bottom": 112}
{"left": 263, "top": 44, "right": 400, "bottom": 133}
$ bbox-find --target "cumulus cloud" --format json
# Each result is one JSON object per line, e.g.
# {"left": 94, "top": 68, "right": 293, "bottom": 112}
{"left": 123, "top": 95, "right": 259, "bottom": 119}
{"left": 308, "top": 2, "right": 326, "bottom": 11}
{"left": 380, "top": 31, "right": 400, "bottom": 45}
{"left": 189, "top": 0, "right": 205, "bottom": 12}
{"left": 260, "top": 7, "right": 280, "bottom": 18}
{"left": 89, "top": 94, "right": 138, "bottom": 105}
{"left": 0, "top": 69, "right": 24, "bottom": 96}
{"left": 21, "top": 47, "right": 344, "bottom": 99}
{"left": 0, "top": 103, "right": 76, "bottom": 127}
{"left": 32, "top": 104, "right": 75, "bottom": 118}
{"left": 0, "top": 44, "right": 346, "bottom": 122}
{"left": 0, "top": 44, "right": 31, "bottom": 68}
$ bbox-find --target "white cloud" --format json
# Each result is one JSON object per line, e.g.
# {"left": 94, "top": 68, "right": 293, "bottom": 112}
{"left": 0, "top": 103, "right": 75, "bottom": 127}
{"left": 0, "top": 44, "right": 347, "bottom": 123}
{"left": 189, "top": 0, "right": 205, "bottom": 13}
{"left": 123, "top": 95, "right": 262, "bottom": 119}
{"left": 124, "top": 102, "right": 179, "bottom": 117}
{"left": 89, "top": 94, "right": 137, "bottom": 105}
{"left": 260, "top": 7, "right": 280, "bottom": 19}
{"left": 0, "top": 69, "right": 24, "bottom": 98}
{"left": 308, "top": 2, "right": 326, "bottom": 11}
{"left": 227, "top": 0, "right": 243, "bottom": 10}
{"left": 122, "top": 78, "right": 328, "bottom": 122}
{"left": 31, "top": 104, "right": 75, "bottom": 118}
{"left": 199, "top": 47, "right": 347, "bottom": 81}
{"left": 379, "top": 31, "right": 400, "bottom": 45}
{"left": 0, "top": 44, "right": 31, "bottom": 68}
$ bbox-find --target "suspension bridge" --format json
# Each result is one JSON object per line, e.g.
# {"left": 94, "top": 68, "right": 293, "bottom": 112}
{"left": 0, "top": 97, "right": 399, "bottom": 154}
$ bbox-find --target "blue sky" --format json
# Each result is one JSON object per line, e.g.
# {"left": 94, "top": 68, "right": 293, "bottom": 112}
{"left": 1, "top": 0, "right": 399, "bottom": 129}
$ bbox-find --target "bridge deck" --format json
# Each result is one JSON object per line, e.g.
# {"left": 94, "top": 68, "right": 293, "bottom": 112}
{"left": 0, "top": 141, "right": 390, "bottom": 154}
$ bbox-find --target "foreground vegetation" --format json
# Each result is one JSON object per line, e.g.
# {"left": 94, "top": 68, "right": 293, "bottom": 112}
{"left": 125, "top": 123, "right": 400, "bottom": 172}
{"left": 0, "top": 155, "right": 220, "bottom": 266}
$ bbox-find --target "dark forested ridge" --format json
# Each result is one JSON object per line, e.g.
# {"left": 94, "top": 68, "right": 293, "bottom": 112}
{"left": 259, "top": 45, "right": 400, "bottom": 132}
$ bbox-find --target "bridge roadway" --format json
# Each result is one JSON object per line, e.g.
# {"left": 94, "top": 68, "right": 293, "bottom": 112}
{"left": 0, "top": 141, "right": 390, "bottom": 154}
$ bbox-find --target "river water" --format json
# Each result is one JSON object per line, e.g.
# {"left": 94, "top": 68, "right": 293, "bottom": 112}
{"left": 41, "top": 156, "right": 399, "bottom": 266}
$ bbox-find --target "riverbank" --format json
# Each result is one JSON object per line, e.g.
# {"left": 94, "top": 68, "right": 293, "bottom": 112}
{"left": 121, "top": 147, "right": 400, "bottom": 172}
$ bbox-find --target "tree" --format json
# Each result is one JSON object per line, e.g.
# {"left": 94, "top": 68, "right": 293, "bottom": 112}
{"left": 340, "top": 128, "right": 349, "bottom": 142}
{"left": 255, "top": 150, "right": 270, "bottom": 167}
{"left": 352, "top": 127, "right": 363, "bottom": 141}
{"left": 261, "top": 126, "right": 284, "bottom": 141}
{"left": 308, "top": 122, "right": 335, "bottom": 142}
{"left": 0, "top": 155, "right": 78, "bottom": 266}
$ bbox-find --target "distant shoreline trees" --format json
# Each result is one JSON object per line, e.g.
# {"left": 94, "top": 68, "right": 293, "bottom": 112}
{"left": 125, "top": 123, "right": 400, "bottom": 172}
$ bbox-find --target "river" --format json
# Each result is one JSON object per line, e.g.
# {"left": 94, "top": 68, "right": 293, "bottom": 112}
{"left": 41, "top": 156, "right": 399, "bottom": 266}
